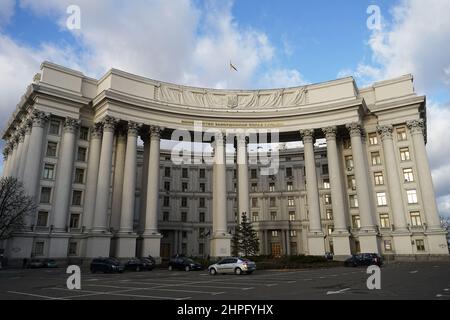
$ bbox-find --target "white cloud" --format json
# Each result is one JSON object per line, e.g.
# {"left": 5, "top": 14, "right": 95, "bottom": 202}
{"left": 260, "top": 68, "right": 307, "bottom": 89}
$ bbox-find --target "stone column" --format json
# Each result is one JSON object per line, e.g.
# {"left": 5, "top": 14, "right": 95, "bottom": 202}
{"left": 139, "top": 130, "right": 150, "bottom": 233}
{"left": 14, "top": 129, "right": 25, "bottom": 179}
{"left": 141, "top": 126, "right": 163, "bottom": 259}
{"left": 346, "top": 123, "right": 379, "bottom": 253}
{"left": 110, "top": 129, "right": 127, "bottom": 232}
{"left": 264, "top": 230, "right": 269, "bottom": 255}
{"left": 300, "top": 129, "right": 325, "bottom": 256}
{"left": 285, "top": 230, "right": 291, "bottom": 255}
{"left": 407, "top": 119, "right": 448, "bottom": 254}
{"left": 82, "top": 123, "right": 103, "bottom": 231}
{"left": 49, "top": 117, "right": 79, "bottom": 257}
{"left": 210, "top": 131, "right": 231, "bottom": 257}
{"left": 2, "top": 146, "right": 11, "bottom": 177}
{"left": 9, "top": 137, "right": 19, "bottom": 177}
{"left": 322, "top": 126, "right": 351, "bottom": 257}
{"left": 117, "top": 121, "right": 140, "bottom": 258}
{"left": 236, "top": 133, "right": 250, "bottom": 224}
{"left": 87, "top": 116, "right": 117, "bottom": 258}
{"left": 18, "top": 120, "right": 32, "bottom": 181}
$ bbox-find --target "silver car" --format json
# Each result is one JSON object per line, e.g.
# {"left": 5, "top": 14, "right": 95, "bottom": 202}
{"left": 208, "top": 257, "right": 256, "bottom": 275}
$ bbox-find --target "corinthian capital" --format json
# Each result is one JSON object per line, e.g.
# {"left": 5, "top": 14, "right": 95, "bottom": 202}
{"left": 322, "top": 126, "right": 337, "bottom": 140}
{"left": 63, "top": 117, "right": 81, "bottom": 133}
{"left": 149, "top": 125, "right": 162, "bottom": 139}
{"left": 101, "top": 116, "right": 118, "bottom": 132}
{"left": 31, "top": 110, "right": 50, "bottom": 128}
{"left": 377, "top": 125, "right": 393, "bottom": 140}
{"left": 127, "top": 121, "right": 141, "bottom": 136}
{"left": 299, "top": 129, "right": 315, "bottom": 144}
{"left": 91, "top": 122, "right": 103, "bottom": 139}
{"left": 406, "top": 119, "right": 424, "bottom": 135}
{"left": 346, "top": 123, "right": 362, "bottom": 137}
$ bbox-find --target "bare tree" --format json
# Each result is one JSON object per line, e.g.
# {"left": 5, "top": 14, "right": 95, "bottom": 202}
{"left": 0, "top": 177, "right": 36, "bottom": 240}
{"left": 441, "top": 215, "right": 450, "bottom": 231}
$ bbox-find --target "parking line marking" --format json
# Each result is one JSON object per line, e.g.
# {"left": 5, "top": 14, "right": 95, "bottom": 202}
{"left": 84, "top": 284, "right": 224, "bottom": 295}
{"left": 266, "top": 284, "right": 278, "bottom": 287}
{"left": 48, "top": 287, "right": 189, "bottom": 300}
{"left": 120, "top": 280, "right": 252, "bottom": 291}
{"left": 326, "top": 288, "right": 351, "bottom": 295}
{"left": 7, "top": 291, "right": 67, "bottom": 300}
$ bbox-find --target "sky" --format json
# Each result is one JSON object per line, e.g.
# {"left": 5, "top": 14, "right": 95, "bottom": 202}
{"left": 0, "top": 0, "right": 449, "bottom": 217}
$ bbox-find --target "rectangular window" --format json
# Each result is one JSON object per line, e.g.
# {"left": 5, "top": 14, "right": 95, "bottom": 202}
{"left": 287, "top": 181, "right": 293, "bottom": 191}
{"left": 326, "top": 209, "right": 333, "bottom": 220}
{"left": 182, "top": 182, "right": 188, "bottom": 192}
{"left": 324, "top": 194, "right": 332, "bottom": 204}
{"left": 163, "top": 212, "right": 169, "bottom": 222}
{"left": 199, "top": 168, "right": 206, "bottom": 179}
{"left": 251, "top": 183, "right": 258, "bottom": 192}
{"left": 270, "top": 211, "right": 277, "bottom": 221}
{"left": 410, "top": 211, "right": 422, "bottom": 226}
{"left": 46, "top": 142, "right": 57, "bottom": 157}
{"left": 384, "top": 240, "right": 392, "bottom": 252}
{"left": 377, "top": 192, "right": 387, "bottom": 206}
{"left": 290, "top": 230, "right": 297, "bottom": 237}
{"left": 233, "top": 169, "right": 237, "bottom": 179}
{"left": 397, "top": 127, "right": 407, "bottom": 141}
{"left": 400, "top": 147, "right": 411, "bottom": 161}
{"left": 182, "top": 168, "right": 188, "bottom": 178}
{"left": 270, "top": 197, "right": 276, "bottom": 207}
{"left": 199, "top": 212, "right": 205, "bottom": 223}
{"left": 72, "top": 190, "right": 82, "bottom": 206}
{"left": 322, "top": 164, "right": 329, "bottom": 175}
{"left": 252, "top": 212, "right": 259, "bottom": 222}
{"left": 371, "top": 152, "right": 381, "bottom": 166}
{"left": 328, "top": 225, "right": 334, "bottom": 235}
{"left": 349, "top": 195, "right": 359, "bottom": 208}
{"left": 181, "top": 197, "right": 188, "bottom": 207}
{"left": 164, "top": 181, "right": 170, "bottom": 191}
{"left": 74, "top": 168, "right": 84, "bottom": 184}
{"left": 43, "top": 164, "right": 55, "bottom": 180}
{"left": 198, "top": 228, "right": 205, "bottom": 239}
{"left": 380, "top": 213, "right": 390, "bottom": 228}
{"left": 68, "top": 242, "right": 78, "bottom": 256}
{"left": 374, "top": 172, "right": 384, "bottom": 185}
{"left": 34, "top": 241, "right": 44, "bottom": 256}
{"left": 323, "top": 179, "right": 330, "bottom": 189}
{"left": 269, "top": 183, "right": 275, "bottom": 192}
{"left": 251, "top": 169, "right": 257, "bottom": 179}
{"left": 403, "top": 168, "right": 414, "bottom": 182}
{"left": 199, "top": 183, "right": 205, "bottom": 192}
{"left": 199, "top": 198, "right": 205, "bottom": 208}
{"left": 407, "top": 190, "right": 418, "bottom": 204}
{"left": 289, "top": 211, "right": 296, "bottom": 221}
{"left": 181, "top": 212, "right": 187, "bottom": 222}
{"left": 347, "top": 175, "right": 356, "bottom": 190}
{"left": 79, "top": 127, "right": 89, "bottom": 141}
{"left": 164, "top": 167, "right": 171, "bottom": 177}
{"left": 182, "top": 231, "right": 187, "bottom": 239}
{"left": 77, "top": 147, "right": 87, "bottom": 162}
{"left": 49, "top": 120, "right": 61, "bottom": 135}
{"left": 288, "top": 196, "right": 295, "bottom": 206}
{"left": 40, "top": 187, "right": 51, "bottom": 204}
{"left": 181, "top": 243, "right": 187, "bottom": 255}
{"left": 416, "top": 239, "right": 425, "bottom": 251}
{"left": 352, "top": 215, "right": 361, "bottom": 229}
{"left": 69, "top": 214, "right": 80, "bottom": 228}
{"left": 368, "top": 133, "right": 378, "bottom": 145}
{"left": 271, "top": 230, "right": 278, "bottom": 237}
{"left": 285, "top": 167, "right": 293, "bottom": 178}
{"left": 163, "top": 196, "right": 170, "bottom": 207}
{"left": 345, "top": 156, "right": 354, "bottom": 169}
{"left": 36, "top": 211, "right": 48, "bottom": 227}
{"left": 199, "top": 243, "right": 204, "bottom": 255}
{"left": 251, "top": 198, "right": 258, "bottom": 208}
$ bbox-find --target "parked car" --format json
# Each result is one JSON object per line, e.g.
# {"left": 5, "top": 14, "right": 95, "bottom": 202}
{"left": 90, "top": 258, "right": 124, "bottom": 273}
{"left": 208, "top": 257, "right": 256, "bottom": 275}
{"left": 168, "top": 256, "right": 203, "bottom": 271}
{"left": 344, "top": 253, "right": 383, "bottom": 267}
{"left": 124, "top": 258, "right": 154, "bottom": 271}
{"left": 325, "top": 252, "right": 334, "bottom": 260}
{"left": 26, "top": 259, "right": 46, "bottom": 268}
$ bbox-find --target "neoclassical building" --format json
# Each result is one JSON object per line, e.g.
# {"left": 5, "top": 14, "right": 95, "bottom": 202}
{"left": 1, "top": 61, "right": 448, "bottom": 263}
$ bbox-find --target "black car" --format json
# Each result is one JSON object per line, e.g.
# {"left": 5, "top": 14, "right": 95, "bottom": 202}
{"left": 124, "top": 258, "right": 154, "bottom": 271}
{"left": 26, "top": 259, "right": 46, "bottom": 268}
{"left": 43, "top": 259, "right": 58, "bottom": 268}
{"left": 90, "top": 258, "right": 124, "bottom": 273}
{"left": 344, "top": 253, "right": 383, "bottom": 267}
{"left": 168, "top": 256, "right": 203, "bottom": 271}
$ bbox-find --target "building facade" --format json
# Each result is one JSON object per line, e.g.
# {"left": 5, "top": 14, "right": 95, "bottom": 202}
{"left": 1, "top": 61, "right": 448, "bottom": 262}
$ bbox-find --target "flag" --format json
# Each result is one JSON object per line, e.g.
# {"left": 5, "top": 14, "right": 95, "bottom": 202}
{"left": 230, "top": 61, "right": 238, "bottom": 72}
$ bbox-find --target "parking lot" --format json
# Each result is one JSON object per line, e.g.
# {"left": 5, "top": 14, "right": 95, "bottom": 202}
{"left": 0, "top": 261, "right": 449, "bottom": 300}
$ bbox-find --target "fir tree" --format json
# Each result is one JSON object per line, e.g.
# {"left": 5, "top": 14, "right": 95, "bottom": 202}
{"left": 238, "top": 212, "right": 260, "bottom": 257}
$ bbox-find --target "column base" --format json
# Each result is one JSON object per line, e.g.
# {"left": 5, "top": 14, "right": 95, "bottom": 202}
{"left": 141, "top": 234, "right": 162, "bottom": 262}
{"left": 86, "top": 233, "right": 112, "bottom": 258}
{"left": 49, "top": 233, "right": 71, "bottom": 258}
{"left": 425, "top": 230, "right": 449, "bottom": 254}
{"left": 210, "top": 234, "right": 232, "bottom": 258}
{"left": 358, "top": 232, "right": 380, "bottom": 254}
{"left": 5, "top": 234, "right": 34, "bottom": 259}
{"left": 307, "top": 233, "right": 325, "bottom": 256}
{"left": 392, "top": 231, "right": 413, "bottom": 255}
{"left": 331, "top": 231, "right": 351, "bottom": 258}
{"left": 115, "top": 233, "right": 138, "bottom": 258}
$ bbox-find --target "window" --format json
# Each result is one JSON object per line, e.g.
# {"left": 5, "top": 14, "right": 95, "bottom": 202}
{"left": 343, "top": 138, "right": 352, "bottom": 149}
{"left": 270, "top": 211, "right": 277, "bottom": 221}
{"left": 182, "top": 168, "right": 188, "bottom": 178}
{"left": 181, "top": 212, "right": 187, "bottom": 222}
{"left": 410, "top": 211, "right": 422, "bottom": 226}
{"left": 251, "top": 198, "right": 258, "bottom": 208}
{"left": 182, "top": 182, "right": 188, "bottom": 192}
{"left": 79, "top": 127, "right": 89, "bottom": 140}
{"left": 290, "top": 230, "right": 297, "bottom": 237}
{"left": 384, "top": 240, "right": 392, "bottom": 252}
{"left": 286, "top": 167, "right": 293, "bottom": 178}
{"left": 199, "top": 198, "right": 205, "bottom": 208}
{"left": 270, "top": 197, "right": 276, "bottom": 207}
{"left": 69, "top": 214, "right": 80, "bottom": 228}
{"left": 407, "top": 190, "right": 418, "bottom": 204}
{"left": 288, "top": 196, "right": 295, "bottom": 206}
{"left": 182, "top": 231, "right": 187, "bottom": 239}
{"left": 326, "top": 209, "right": 333, "bottom": 220}
{"left": 199, "top": 183, "right": 205, "bottom": 192}
{"left": 324, "top": 194, "right": 332, "bottom": 204}
{"left": 287, "top": 181, "right": 293, "bottom": 191}
{"left": 49, "top": 120, "right": 61, "bottom": 135}
{"left": 163, "top": 196, "right": 170, "bottom": 207}
{"left": 374, "top": 172, "right": 384, "bottom": 185}
{"left": 43, "top": 164, "right": 55, "bottom": 180}
{"left": 345, "top": 156, "right": 354, "bottom": 169}
{"left": 251, "top": 183, "right": 258, "bottom": 192}
{"left": 34, "top": 241, "right": 44, "bottom": 256}
{"left": 252, "top": 212, "right": 259, "bottom": 222}
{"left": 40, "top": 187, "right": 51, "bottom": 204}
{"left": 416, "top": 239, "right": 425, "bottom": 251}
{"left": 72, "top": 190, "right": 82, "bottom": 206}
{"left": 322, "top": 164, "right": 329, "bottom": 175}
{"left": 403, "top": 168, "right": 414, "bottom": 182}
{"left": 380, "top": 213, "right": 390, "bottom": 228}
{"left": 368, "top": 133, "right": 378, "bottom": 145}
{"left": 199, "top": 243, "right": 204, "bottom": 255}
{"left": 347, "top": 175, "right": 356, "bottom": 190}
{"left": 328, "top": 225, "right": 334, "bottom": 235}
{"left": 181, "top": 197, "right": 187, "bottom": 207}
{"left": 164, "top": 181, "right": 170, "bottom": 191}
{"left": 371, "top": 152, "right": 381, "bottom": 165}
{"left": 74, "top": 168, "right": 84, "bottom": 184}
{"left": 77, "top": 147, "right": 87, "bottom": 162}
{"left": 269, "top": 183, "right": 275, "bottom": 192}
{"left": 289, "top": 211, "right": 296, "bottom": 221}
{"left": 271, "top": 230, "right": 278, "bottom": 237}
{"left": 233, "top": 169, "right": 237, "bottom": 179}
{"left": 251, "top": 169, "right": 257, "bottom": 179}
{"left": 163, "top": 212, "right": 169, "bottom": 222}
{"left": 68, "top": 242, "right": 78, "bottom": 256}
{"left": 397, "top": 127, "right": 407, "bottom": 141}
{"left": 323, "top": 179, "right": 330, "bottom": 189}
{"left": 352, "top": 215, "right": 361, "bottom": 229}
{"left": 46, "top": 142, "right": 57, "bottom": 157}
{"left": 199, "top": 228, "right": 205, "bottom": 239}
{"left": 199, "top": 168, "right": 206, "bottom": 179}
{"left": 377, "top": 192, "right": 387, "bottom": 206}
{"left": 199, "top": 212, "right": 205, "bottom": 223}
{"left": 36, "top": 211, "right": 48, "bottom": 227}
{"left": 400, "top": 147, "right": 411, "bottom": 161}
{"left": 349, "top": 195, "right": 359, "bottom": 208}
{"left": 164, "top": 167, "right": 171, "bottom": 177}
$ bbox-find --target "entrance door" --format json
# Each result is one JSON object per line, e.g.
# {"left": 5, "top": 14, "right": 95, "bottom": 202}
{"left": 271, "top": 243, "right": 282, "bottom": 257}
{"left": 160, "top": 243, "right": 171, "bottom": 260}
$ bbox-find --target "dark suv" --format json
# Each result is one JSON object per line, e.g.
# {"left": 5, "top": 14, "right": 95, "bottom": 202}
{"left": 124, "top": 258, "right": 154, "bottom": 271}
{"left": 90, "top": 258, "right": 124, "bottom": 273}
{"left": 344, "top": 253, "right": 383, "bottom": 267}
{"left": 168, "top": 256, "right": 203, "bottom": 271}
